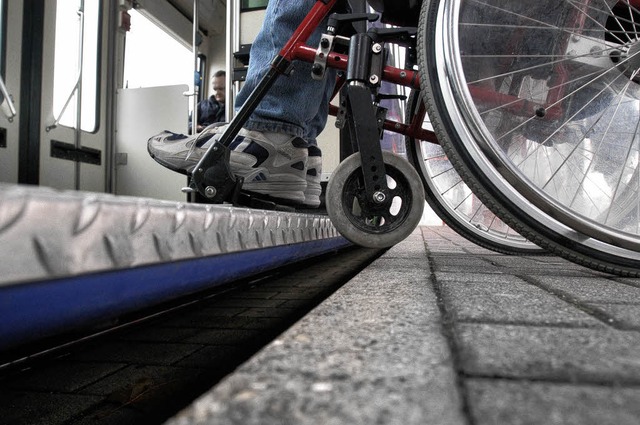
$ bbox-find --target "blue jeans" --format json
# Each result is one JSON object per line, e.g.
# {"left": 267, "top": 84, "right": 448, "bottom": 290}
{"left": 234, "top": 0, "right": 336, "bottom": 144}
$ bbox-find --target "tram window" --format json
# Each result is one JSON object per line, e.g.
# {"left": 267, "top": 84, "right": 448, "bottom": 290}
{"left": 52, "top": 0, "right": 101, "bottom": 133}
{"left": 0, "top": 0, "right": 5, "bottom": 77}
{"left": 241, "top": 0, "right": 268, "bottom": 11}
{"left": 123, "top": 9, "right": 192, "bottom": 89}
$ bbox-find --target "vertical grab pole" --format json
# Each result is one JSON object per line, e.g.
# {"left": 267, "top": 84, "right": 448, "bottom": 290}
{"left": 74, "top": 0, "right": 86, "bottom": 191}
{"left": 225, "top": 0, "right": 240, "bottom": 122}
{"left": 192, "top": 0, "right": 199, "bottom": 133}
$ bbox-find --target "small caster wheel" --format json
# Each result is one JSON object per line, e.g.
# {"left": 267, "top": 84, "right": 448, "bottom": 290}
{"left": 326, "top": 151, "right": 425, "bottom": 248}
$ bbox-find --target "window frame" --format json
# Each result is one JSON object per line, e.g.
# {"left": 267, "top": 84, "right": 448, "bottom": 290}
{"left": 241, "top": 0, "right": 268, "bottom": 12}
{"left": 0, "top": 0, "right": 6, "bottom": 79}
{"left": 52, "top": 0, "right": 103, "bottom": 134}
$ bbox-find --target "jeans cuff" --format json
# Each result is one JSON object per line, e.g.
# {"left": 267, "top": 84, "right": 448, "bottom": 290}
{"left": 243, "top": 119, "right": 305, "bottom": 138}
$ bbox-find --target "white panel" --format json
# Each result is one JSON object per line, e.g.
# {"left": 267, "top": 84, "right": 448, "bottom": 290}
{"left": 239, "top": 10, "right": 265, "bottom": 45}
{"left": 116, "top": 85, "right": 189, "bottom": 201}
{"left": 316, "top": 115, "right": 340, "bottom": 178}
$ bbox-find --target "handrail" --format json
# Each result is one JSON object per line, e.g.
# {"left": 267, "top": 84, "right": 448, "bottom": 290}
{"left": 192, "top": 0, "right": 199, "bottom": 131}
{"left": 0, "top": 76, "right": 16, "bottom": 122}
{"left": 46, "top": 3, "right": 85, "bottom": 134}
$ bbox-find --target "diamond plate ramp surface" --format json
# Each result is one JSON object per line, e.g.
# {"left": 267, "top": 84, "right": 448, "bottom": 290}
{"left": 0, "top": 184, "right": 341, "bottom": 285}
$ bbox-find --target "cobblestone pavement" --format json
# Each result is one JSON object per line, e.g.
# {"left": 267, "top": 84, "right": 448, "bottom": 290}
{"left": 168, "top": 226, "right": 640, "bottom": 425}
{"left": 0, "top": 247, "right": 382, "bottom": 425}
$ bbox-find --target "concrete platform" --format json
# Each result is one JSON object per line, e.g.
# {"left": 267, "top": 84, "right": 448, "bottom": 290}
{"left": 166, "top": 225, "right": 640, "bottom": 425}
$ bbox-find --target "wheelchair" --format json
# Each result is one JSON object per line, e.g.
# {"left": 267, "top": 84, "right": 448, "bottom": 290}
{"left": 187, "top": 0, "right": 640, "bottom": 276}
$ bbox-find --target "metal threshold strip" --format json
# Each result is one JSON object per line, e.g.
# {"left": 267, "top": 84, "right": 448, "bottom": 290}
{"left": 0, "top": 184, "right": 348, "bottom": 350}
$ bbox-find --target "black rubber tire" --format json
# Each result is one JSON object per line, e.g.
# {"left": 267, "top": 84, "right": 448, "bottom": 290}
{"left": 418, "top": 0, "right": 640, "bottom": 276}
{"left": 326, "top": 152, "right": 425, "bottom": 248}
{"left": 405, "top": 90, "right": 546, "bottom": 255}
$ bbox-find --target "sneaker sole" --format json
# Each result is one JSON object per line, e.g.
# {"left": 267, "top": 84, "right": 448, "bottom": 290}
{"left": 241, "top": 181, "right": 306, "bottom": 203}
{"left": 302, "top": 184, "right": 322, "bottom": 208}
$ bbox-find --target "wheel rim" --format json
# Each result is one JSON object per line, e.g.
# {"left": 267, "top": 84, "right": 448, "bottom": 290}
{"left": 327, "top": 152, "right": 425, "bottom": 248}
{"left": 341, "top": 158, "right": 414, "bottom": 235}
{"left": 437, "top": 0, "right": 640, "bottom": 251}
{"left": 407, "top": 93, "right": 544, "bottom": 253}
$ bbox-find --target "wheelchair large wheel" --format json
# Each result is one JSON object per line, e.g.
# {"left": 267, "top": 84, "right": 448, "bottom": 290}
{"left": 326, "top": 151, "right": 425, "bottom": 248}
{"left": 419, "top": 0, "right": 640, "bottom": 275}
{"left": 405, "top": 90, "right": 546, "bottom": 254}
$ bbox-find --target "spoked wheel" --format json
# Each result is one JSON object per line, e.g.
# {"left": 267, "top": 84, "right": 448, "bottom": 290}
{"left": 419, "top": 0, "right": 640, "bottom": 275}
{"left": 405, "top": 90, "right": 546, "bottom": 254}
{"left": 326, "top": 151, "right": 425, "bottom": 248}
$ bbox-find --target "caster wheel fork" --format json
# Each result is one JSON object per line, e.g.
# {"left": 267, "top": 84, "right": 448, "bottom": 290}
{"left": 326, "top": 151, "right": 425, "bottom": 248}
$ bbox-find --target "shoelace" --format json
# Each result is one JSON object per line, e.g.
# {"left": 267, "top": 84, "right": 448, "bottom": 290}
{"left": 185, "top": 127, "right": 219, "bottom": 161}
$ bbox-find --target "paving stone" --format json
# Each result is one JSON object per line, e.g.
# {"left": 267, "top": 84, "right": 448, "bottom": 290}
{"left": 485, "top": 256, "right": 603, "bottom": 276}
{"left": 158, "top": 312, "right": 254, "bottom": 329}
{"left": 169, "top": 370, "right": 462, "bottom": 425}
{"left": 457, "top": 323, "right": 640, "bottom": 383}
{"left": 180, "top": 306, "right": 248, "bottom": 317}
{"left": 613, "top": 278, "right": 640, "bottom": 288}
{"left": 277, "top": 298, "right": 328, "bottom": 309}
{"left": 585, "top": 303, "right": 640, "bottom": 329}
{"left": 71, "top": 341, "right": 202, "bottom": 365}
{"left": 382, "top": 237, "right": 428, "bottom": 259}
{"left": 165, "top": 233, "right": 465, "bottom": 425}
{"left": 254, "top": 296, "right": 444, "bottom": 358}
{"left": 532, "top": 276, "right": 640, "bottom": 303}
{"left": 370, "top": 256, "right": 431, "bottom": 274}
{"left": 80, "top": 364, "right": 205, "bottom": 397}
{"left": 467, "top": 378, "right": 640, "bottom": 425}
{"left": 174, "top": 345, "right": 252, "bottom": 370}
{"left": 440, "top": 279, "right": 603, "bottom": 326}
{"left": 116, "top": 326, "right": 204, "bottom": 343}
{"left": 426, "top": 245, "right": 470, "bottom": 254}
{"left": 237, "top": 316, "right": 289, "bottom": 330}
{"left": 336, "top": 269, "right": 433, "bottom": 299}
{"left": 0, "top": 391, "right": 101, "bottom": 424}
{"left": 7, "top": 361, "right": 127, "bottom": 392}
{"left": 0, "top": 246, "right": 384, "bottom": 424}
{"left": 76, "top": 364, "right": 217, "bottom": 424}
{"left": 435, "top": 271, "right": 512, "bottom": 284}
{"left": 226, "top": 289, "right": 280, "bottom": 300}
{"left": 421, "top": 228, "right": 481, "bottom": 253}
{"left": 428, "top": 255, "right": 501, "bottom": 273}
{"left": 236, "top": 307, "right": 297, "bottom": 318}
{"left": 288, "top": 279, "right": 342, "bottom": 289}
{"left": 213, "top": 298, "right": 287, "bottom": 309}
{"left": 270, "top": 287, "right": 335, "bottom": 300}
{"left": 73, "top": 403, "right": 144, "bottom": 425}
{"left": 183, "top": 329, "right": 261, "bottom": 345}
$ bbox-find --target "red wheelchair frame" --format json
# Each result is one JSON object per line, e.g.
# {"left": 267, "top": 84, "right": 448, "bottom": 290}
{"left": 188, "top": 0, "right": 436, "bottom": 206}
{"left": 189, "top": 0, "right": 639, "bottom": 204}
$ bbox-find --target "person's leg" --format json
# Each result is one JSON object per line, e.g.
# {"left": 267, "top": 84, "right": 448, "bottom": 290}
{"left": 235, "top": 0, "right": 335, "bottom": 139}
{"left": 301, "top": 68, "right": 337, "bottom": 207}
{"left": 230, "top": 0, "right": 337, "bottom": 205}
{"left": 149, "top": 0, "right": 336, "bottom": 206}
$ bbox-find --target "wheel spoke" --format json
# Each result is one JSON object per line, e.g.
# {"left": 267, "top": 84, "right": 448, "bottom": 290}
{"left": 419, "top": 0, "right": 640, "bottom": 273}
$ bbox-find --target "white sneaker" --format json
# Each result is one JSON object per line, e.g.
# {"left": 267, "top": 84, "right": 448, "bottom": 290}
{"left": 148, "top": 126, "right": 309, "bottom": 204}
{"left": 304, "top": 145, "right": 322, "bottom": 207}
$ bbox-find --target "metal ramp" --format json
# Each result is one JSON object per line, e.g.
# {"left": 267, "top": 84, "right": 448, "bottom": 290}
{"left": 0, "top": 184, "right": 348, "bottom": 350}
